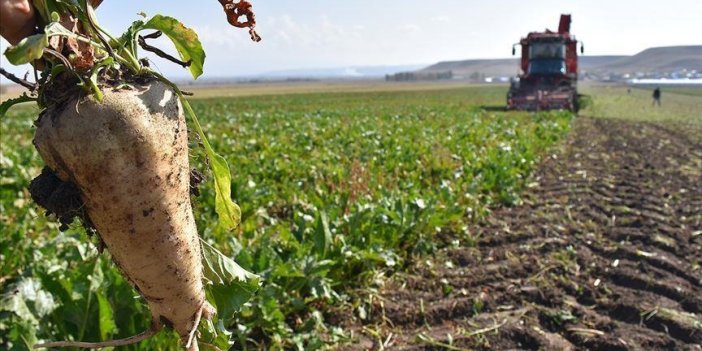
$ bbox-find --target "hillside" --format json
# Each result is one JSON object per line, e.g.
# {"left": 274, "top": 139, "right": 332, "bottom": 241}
{"left": 421, "top": 58, "right": 517, "bottom": 77}
{"left": 421, "top": 46, "right": 702, "bottom": 77}
{"left": 588, "top": 46, "right": 702, "bottom": 73}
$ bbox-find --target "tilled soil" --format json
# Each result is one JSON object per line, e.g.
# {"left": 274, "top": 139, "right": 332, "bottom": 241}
{"left": 343, "top": 117, "right": 702, "bottom": 350}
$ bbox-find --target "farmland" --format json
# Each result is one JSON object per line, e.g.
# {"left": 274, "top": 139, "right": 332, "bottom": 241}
{"left": 1, "top": 83, "right": 700, "bottom": 350}
{"left": 1, "top": 85, "right": 573, "bottom": 350}
{"left": 341, "top": 85, "right": 702, "bottom": 350}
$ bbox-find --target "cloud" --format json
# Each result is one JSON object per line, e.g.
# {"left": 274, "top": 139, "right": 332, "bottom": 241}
{"left": 193, "top": 25, "right": 250, "bottom": 49}
{"left": 400, "top": 24, "right": 422, "bottom": 33}
{"left": 181, "top": 13, "right": 384, "bottom": 75}
{"left": 431, "top": 16, "right": 451, "bottom": 23}
{"left": 256, "top": 14, "right": 368, "bottom": 49}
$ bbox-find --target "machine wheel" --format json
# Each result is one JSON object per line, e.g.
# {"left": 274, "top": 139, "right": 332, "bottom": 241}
{"left": 572, "top": 93, "right": 580, "bottom": 113}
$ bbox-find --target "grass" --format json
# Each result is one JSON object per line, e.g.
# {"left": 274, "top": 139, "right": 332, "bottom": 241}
{"left": 580, "top": 84, "right": 702, "bottom": 125}
{"left": 0, "top": 84, "right": 573, "bottom": 350}
{"left": 663, "top": 87, "right": 702, "bottom": 97}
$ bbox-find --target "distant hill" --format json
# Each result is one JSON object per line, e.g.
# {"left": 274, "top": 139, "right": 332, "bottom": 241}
{"left": 587, "top": 46, "right": 702, "bottom": 73}
{"left": 258, "top": 64, "right": 427, "bottom": 79}
{"left": 422, "top": 58, "right": 517, "bottom": 77}
{"left": 420, "top": 56, "right": 628, "bottom": 77}
{"left": 421, "top": 46, "right": 702, "bottom": 77}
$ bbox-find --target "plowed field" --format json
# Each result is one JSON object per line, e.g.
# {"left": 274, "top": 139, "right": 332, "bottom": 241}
{"left": 344, "top": 116, "right": 702, "bottom": 350}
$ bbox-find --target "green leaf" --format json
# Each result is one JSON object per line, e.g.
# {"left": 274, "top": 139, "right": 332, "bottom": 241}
{"left": 200, "top": 239, "right": 260, "bottom": 321}
{"left": 50, "top": 63, "right": 67, "bottom": 77}
{"left": 0, "top": 94, "right": 37, "bottom": 118}
{"left": 86, "top": 57, "right": 114, "bottom": 102}
{"left": 314, "top": 211, "right": 332, "bottom": 257}
{"left": 198, "top": 318, "right": 233, "bottom": 351}
{"left": 32, "top": 0, "right": 59, "bottom": 23}
{"left": 52, "top": 0, "right": 84, "bottom": 21}
{"left": 96, "top": 291, "right": 117, "bottom": 340}
{"left": 210, "top": 153, "right": 241, "bottom": 230}
{"left": 0, "top": 291, "right": 39, "bottom": 325}
{"left": 143, "top": 15, "right": 205, "bottom": 79}
{"left": 200, "top": 239, "right": 258, "bottom": 286}
{"left": 87, "top": 259, "right": 104, "bottom": 292}
{"left": 6, "top": 319, "right": 39, "bottom": 351}
{"left": 180, "top": 97, "right": 241, "bottom": 230}
{"left": 117, "top": 19, "right": 145, "bottom": 49}
{"left": 44, "top": 21, "right": 79, "bottom": 37}
{"left": 4, "top": 33, "right": 48, "bottom": 65}
{"left": 114, "top": 19, "right": 146, "bottom": 70}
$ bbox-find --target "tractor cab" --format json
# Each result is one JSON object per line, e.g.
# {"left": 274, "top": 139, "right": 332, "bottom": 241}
{"left": 527, "top": 39, "right": 567, "bottom": 76}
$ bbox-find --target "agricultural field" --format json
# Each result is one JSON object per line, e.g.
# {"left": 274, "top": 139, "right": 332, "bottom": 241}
{"left": 1, "top": 83, "right": 700, "bottom": 351}
{"left": 340, "top": 86, "right": 702, "bottom": 350}
{"left": 582, "top": 84, "right": 702, "bottom": 125}
{"left": 1, "top": 85, "right": 573, "bottom": 350}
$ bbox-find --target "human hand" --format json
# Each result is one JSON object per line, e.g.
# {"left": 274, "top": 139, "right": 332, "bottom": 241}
{"left": 0, "top": 0, "right": 36, "bottom": 45}
{"left": 0, "top": 0, "right": 103, "bottom": 45}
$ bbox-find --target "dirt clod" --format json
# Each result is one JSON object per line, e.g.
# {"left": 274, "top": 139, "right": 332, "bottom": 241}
{"left": 189, "top": 169, "right": 204, "bottom": 197}
{"left": 29, "top": 166, "right": 93, "bottom": 232}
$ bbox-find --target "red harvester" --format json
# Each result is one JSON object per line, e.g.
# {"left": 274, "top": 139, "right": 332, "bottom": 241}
{"left": 507, "top": 14, "right": 583, "bottom": 111}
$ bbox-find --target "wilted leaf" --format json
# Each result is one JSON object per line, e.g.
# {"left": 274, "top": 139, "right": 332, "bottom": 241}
{"left": 143, "top": 15, "right": 205, "bottom": 79}
{"left": 218, "top": 0, "right": 261, "bottom": 42}
{"left": 4, "top": 33, "right": 48, "bottom": 65}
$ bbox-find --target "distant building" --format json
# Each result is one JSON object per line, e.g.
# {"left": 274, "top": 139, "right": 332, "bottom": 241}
{"left": 385, "top": 71, "right": 453, "bottom": 82}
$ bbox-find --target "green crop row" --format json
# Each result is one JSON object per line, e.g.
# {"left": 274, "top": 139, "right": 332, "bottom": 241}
{"left": 1, "top": 86, "right": 572, "bottom": 350}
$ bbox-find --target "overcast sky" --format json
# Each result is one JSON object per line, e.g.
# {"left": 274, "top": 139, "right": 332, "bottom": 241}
{"left": 1, "top": 0, "right": 701, "bottom": 80}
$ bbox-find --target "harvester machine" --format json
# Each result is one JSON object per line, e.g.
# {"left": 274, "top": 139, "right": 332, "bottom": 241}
{"left": 507, "top": 14, "right": 583, "bottom": 111}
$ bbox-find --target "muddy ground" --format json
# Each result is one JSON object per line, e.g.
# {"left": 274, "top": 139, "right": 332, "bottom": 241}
{"left": 342, "top": 117, "right": 702, "bottom": 350}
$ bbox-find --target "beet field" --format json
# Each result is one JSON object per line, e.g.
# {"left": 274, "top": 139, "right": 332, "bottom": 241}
{"left": 3, "top": 84, "right": 700, "bottom": 350}
{"left": 0, "top": 85, "right": 571, "bottom": 349}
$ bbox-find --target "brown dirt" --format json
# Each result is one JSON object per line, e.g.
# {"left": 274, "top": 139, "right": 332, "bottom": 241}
{"left": 29, "top": 166, "right": 94, "bottom": 233}
{"left": 340, "top": 117, "right": 702, "bottom": 351}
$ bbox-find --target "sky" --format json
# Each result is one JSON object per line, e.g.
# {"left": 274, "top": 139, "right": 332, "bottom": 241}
{"left": 1, "top": 0, "right": 701, "bottom": 80}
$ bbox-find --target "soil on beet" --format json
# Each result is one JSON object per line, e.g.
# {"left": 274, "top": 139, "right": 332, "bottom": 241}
{"left": 29, "top": 166, "right": 94, "bottom": 232}
{"left": 338, "top": 117, "right": 702, "bottom": 351}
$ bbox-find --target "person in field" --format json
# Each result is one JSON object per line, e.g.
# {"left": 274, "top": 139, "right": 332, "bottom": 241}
{"left": 652, "top": 87, "right": 661, "bottom": 106}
